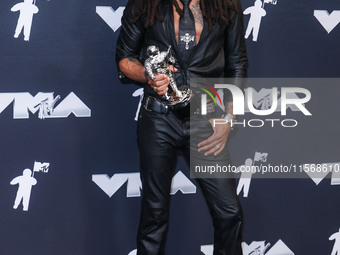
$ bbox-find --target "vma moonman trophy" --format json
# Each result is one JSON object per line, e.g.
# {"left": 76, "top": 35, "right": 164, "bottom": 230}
{"left": 144, "top": 45, "right": 192, "bottom": 106}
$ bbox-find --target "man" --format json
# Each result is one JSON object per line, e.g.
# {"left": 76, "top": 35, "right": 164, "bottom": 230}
{"left": 116, "top": 0, "right": 248, "bottom": 254}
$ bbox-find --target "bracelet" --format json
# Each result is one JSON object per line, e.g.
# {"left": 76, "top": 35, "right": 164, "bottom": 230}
{"left": 221, "top": 113, "right": 236, "bottom": 131}
{"left": 222, "top": 113, "right": 233, "bottom": 123}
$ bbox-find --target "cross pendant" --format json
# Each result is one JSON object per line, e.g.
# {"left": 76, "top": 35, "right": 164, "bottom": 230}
{"left": 180, "top": 33, "right": 195, "bottom": 50}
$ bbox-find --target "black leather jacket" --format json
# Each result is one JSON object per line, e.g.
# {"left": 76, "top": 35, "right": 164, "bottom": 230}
{"left": 116, "top": 0, "right": 248, "bottom": 101}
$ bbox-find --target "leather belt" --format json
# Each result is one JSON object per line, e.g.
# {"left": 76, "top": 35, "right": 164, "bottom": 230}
{"left": 144, "top": 96, "right": 170, "bottom": 114}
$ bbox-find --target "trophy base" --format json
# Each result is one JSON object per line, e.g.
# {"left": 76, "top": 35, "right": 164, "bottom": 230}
{"left": 166, "top": 86, "right": 192, "bottom": 108}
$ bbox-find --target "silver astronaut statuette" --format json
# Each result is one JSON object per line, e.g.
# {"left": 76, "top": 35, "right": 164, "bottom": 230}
{"left": 144, "top": 45, "right": 192, "bottom": 106}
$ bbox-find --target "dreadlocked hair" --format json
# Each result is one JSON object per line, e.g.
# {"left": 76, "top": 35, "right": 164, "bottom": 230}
{"left": 131, "top": 0, "right": 236, "bottom": 29}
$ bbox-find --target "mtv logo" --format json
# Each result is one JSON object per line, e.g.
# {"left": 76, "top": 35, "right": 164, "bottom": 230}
{"left": 244, "top": 88, "right": 279, "bottom": 111}
{"left": 254, "top": 152, "right": 268, "bottom": 162}
{"left": 264, "top": 0, "right": 277, "bottom": 5}
{"left": 33, "top": 161, "right": 50, "bottom": 173}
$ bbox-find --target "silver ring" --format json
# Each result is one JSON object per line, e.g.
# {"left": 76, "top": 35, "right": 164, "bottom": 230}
{"left": 216, "top": 145, "right": 220, "bottom": 149}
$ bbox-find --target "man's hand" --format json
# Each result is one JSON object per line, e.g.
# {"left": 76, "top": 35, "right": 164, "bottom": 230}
{"left": 197, "top": 118, "right": 231, "bottom": 156}
{"left": 147, "top": 66, "right": 178, "bottom": 96}
{"left": 148, "top": 74, "right": 170, "bottom": 95}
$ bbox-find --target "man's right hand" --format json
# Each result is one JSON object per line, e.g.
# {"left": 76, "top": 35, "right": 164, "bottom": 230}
{"left": 118, "top": 58, "right": 177, "bottom": 97}
{"left": 148, "top": 74, "right": 170, "bottom": 96}
{"left": 147, "top": 65, "right": 178, "bottom": 96}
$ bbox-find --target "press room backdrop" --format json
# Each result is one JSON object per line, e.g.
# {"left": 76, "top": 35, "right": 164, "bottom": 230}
{"left": 0, "top": 0, "right": 340, "bottom": 254}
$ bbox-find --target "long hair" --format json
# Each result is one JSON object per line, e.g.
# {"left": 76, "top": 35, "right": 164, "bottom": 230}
{"left": 131, "top": 0, "right": 236, "bottom": 29}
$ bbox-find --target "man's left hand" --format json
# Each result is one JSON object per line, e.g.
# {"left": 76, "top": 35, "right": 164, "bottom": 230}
{"left": 197, "top": 118, "right": 231, "bottom": 156}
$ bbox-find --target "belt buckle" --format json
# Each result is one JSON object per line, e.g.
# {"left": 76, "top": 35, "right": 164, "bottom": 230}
{"left": 144, "top": 96, "right": 156, "bottom": 112}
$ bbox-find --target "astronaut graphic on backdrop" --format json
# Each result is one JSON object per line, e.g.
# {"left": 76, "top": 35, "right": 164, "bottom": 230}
{"left": 10, "top": 169, "right": 37, "bottom": 211}
{"left": 330, "top": 228, "right": 340, "bottom": 255}
{"left": 11, "top": 0, "right": 39, "bottom": 41}
{"left": 236, "top": 158, "right": 256, "bottom": 198}
{"left": 237, "top": 152, "right": 268, "bottom": 198}
{"left": 244, "top": 0, "right": 267, "bottom": 42}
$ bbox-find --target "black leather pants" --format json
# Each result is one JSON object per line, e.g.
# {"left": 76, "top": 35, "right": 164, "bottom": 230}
{"left": 136, "top": 105, "right": 243, "bottom": 255}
